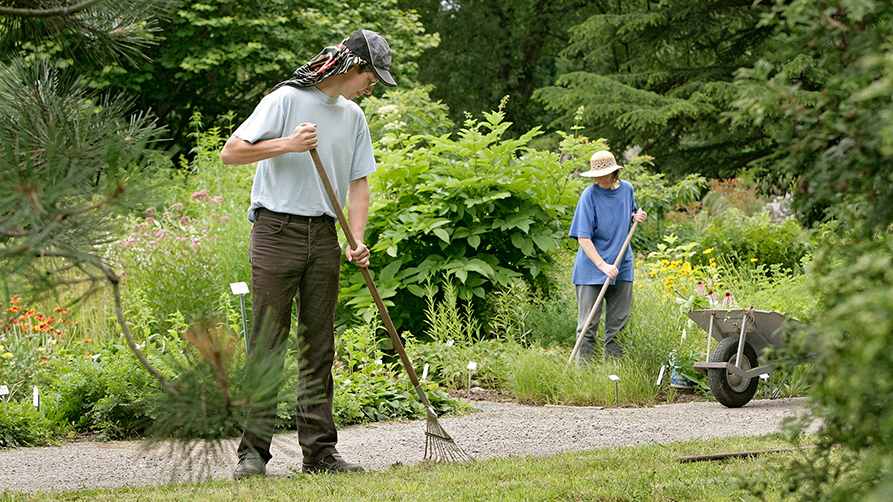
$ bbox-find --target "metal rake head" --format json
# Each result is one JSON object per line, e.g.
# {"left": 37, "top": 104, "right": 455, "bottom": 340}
{"left": 423, "top": 408, "right": 473, "bottom": 463}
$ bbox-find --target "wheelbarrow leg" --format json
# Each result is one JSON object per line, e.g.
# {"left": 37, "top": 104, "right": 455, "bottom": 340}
{"left": 735, "top": 308, "right": 752, "bottom": 371}
{"left": 705, "top": 311, "right": 716, "bottom": 362}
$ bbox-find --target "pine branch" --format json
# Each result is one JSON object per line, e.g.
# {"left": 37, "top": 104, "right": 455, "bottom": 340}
{"left": 0, "top": 0, "right": 105, "bottom": 19}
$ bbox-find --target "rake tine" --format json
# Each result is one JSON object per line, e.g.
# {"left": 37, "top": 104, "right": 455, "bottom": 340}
{"left": 310, "top": 149, "right": 472, "bottom": 463}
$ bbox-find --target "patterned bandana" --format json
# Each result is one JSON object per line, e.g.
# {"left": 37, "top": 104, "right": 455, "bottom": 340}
{"left": 271, "top": 42, "right": 364, "bottom": 92}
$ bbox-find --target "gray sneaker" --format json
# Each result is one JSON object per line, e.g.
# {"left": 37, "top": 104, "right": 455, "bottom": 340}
{"left": 302, "top": 452, "right": 365, "bottom": 474}
{"left": 233, "top": 453, "right": 266, "bottom": 479}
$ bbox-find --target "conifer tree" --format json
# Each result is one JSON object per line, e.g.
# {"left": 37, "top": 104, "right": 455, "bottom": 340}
{"left": 0, "top": 0, "right": 286, "bottom": 453}
{"left": 535, "top": 0, "right": 774, "bottom": 180}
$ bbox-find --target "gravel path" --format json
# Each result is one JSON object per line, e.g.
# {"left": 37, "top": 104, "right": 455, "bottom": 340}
{"left": 0, "top": 397, "right": 814, "bottom": 494}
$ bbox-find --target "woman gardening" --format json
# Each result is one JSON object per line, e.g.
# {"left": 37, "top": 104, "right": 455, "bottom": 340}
{"left": 569, "top": 150, "right": 647, "bottom": 363}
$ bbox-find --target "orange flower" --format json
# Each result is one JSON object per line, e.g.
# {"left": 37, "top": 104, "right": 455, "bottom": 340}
{"left": 10, "top": 296, "right": 21, "bottom": 303}
{"left": 82, "top": 339, "right": 91, "bottom": 343}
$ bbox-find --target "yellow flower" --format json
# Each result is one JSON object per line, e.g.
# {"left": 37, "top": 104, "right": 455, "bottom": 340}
{"left": 750, "top": 258, "right": 758, "bottom": 262}
{"left": 703, "top": 247, "right": 715, "bottom": 254}
{"left": 37, "top": 346, "right": 45, "bottom": 352}
{"left": 2, "top": 352, "right": 13, "bottom": 359}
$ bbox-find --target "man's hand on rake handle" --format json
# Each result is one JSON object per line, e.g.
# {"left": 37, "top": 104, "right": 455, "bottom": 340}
{"left": 345, "top": 241, "right": 370, "bottom": 268}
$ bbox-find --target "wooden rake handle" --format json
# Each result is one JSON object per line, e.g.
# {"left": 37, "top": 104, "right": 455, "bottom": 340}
{"left": 568, "top": 219, "right": 639, "bottom": 364}
{"left": 309, "top": 149, "right": 426, "bottom": 397}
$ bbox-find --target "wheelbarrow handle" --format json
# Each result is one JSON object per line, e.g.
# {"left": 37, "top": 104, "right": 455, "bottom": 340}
{"left": 568, "top": 219, "right": 639, "bottom": 364}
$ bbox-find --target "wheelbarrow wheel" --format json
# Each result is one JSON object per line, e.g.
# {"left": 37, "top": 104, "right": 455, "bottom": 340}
{"left": 708, "top": 337, "right": 759, "bottom": 408}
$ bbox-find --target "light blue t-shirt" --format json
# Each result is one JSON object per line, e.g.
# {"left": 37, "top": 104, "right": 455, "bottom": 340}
{"left": 233, "top": 85, "right": 377, "bottom": 222}
{"left": 568, "top": 180, "right": 638, "bottom": 285}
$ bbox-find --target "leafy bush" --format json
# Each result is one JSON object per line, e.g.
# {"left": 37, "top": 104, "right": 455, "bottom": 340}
{"left": 49, "top": 345, "right": 160, "bottom": 440}
{"left": 693, "top": 208, "right": 812, "bottom": 273}
{"left": 362, "top": 85, "right": 454, "bottom": 143}
{"left": 0, "top": 400, "right": 57, "bottom": 447}
{"left": 111, "top": 187, "right": 251, "bottom": 332}
{"left": 331, "top": 324, "right": 464, "bottom": 426}
{"left": 767, "top": 237, "right": 893, "bottom": 501}
{"left": 342, "top": 101, "right": 582, "bottom": 333}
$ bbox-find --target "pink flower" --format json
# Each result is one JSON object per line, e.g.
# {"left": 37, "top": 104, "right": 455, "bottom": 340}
{"left": 145, "top": 217, "right": 155, "bottom": 222}
{"left": 180, "top": 216, "right": 191, "bottom": 224}
{"left": 162, "top": 212, "right": 172, "bottom": 219}
{"left": 213, "top": 196, "right": 223, "bottom": 203}
{"left": 191, "top": 189, "right": 208, "bottom": 200}
{"left": 146, "top": 207, "right": 156, "bottom": 215}
{"left": 697, "top": 281, "right": 705, "bottom": 296}
{"left": 171, "top": 203, "right": 184, "bottom": 212}
{"left": 722, "top": 292, "right": 736, "bottom": 308}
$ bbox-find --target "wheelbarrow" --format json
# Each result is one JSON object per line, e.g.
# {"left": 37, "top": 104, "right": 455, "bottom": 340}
{"left": 686, "top": 307, "right": 816, "bottom": 408}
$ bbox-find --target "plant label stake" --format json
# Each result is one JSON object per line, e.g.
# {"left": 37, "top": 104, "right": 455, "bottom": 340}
{"left": 230, "top": 282, "right": 250, "bottom": 353}
{"left": 466, "top": 361, "right": 478, "bottom": 397}
{"left": 32, "top": 385, "right": 39, "bottom": 411}
{"left": 0, "top": 385, "right": 7, "bottom": 413}
{"left": 608, "top": 375, "right": 620, "bottom": 405}
{"left": 309, "top": 148, "right": 472, "bottom": 463}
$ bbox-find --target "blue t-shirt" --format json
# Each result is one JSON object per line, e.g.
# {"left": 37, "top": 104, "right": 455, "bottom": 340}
{"left": 568, "top": 180, "right": 638, "bottom": 285}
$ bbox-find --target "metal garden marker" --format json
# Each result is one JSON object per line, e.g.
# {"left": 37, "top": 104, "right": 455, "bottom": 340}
{"left": 608, "top": 374, "right": 620, "bottom": 405}
{"left": 467, "top": 361, "right": 478, "bottom": 397}
{"left": 230, "top": 282, "right": 250, "bottom": 353}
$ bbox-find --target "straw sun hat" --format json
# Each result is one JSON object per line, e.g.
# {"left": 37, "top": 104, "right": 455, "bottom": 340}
{"left": 580, "top": 150, "right": 622, "bottom": 178}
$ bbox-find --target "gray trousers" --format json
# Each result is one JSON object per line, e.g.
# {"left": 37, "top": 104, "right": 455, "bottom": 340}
{"left": 238, "top": 208, "right": 341, "bottom": 464}
{"left": 574, "top": 281, "right": 633, "bottom": 362}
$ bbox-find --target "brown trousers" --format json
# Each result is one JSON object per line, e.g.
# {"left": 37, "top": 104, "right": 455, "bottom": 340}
{"left": 237, "top": 208, "right": 341, "bottom": 464}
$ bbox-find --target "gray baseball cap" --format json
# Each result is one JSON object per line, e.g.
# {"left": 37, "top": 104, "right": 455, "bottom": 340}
{"left": 343, "top": 29, "right": 397, "bottom": 87}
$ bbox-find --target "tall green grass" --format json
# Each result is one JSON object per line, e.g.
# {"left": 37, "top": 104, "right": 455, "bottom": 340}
{"left": 508, "top": 349, "right": 658, "bottom": 406}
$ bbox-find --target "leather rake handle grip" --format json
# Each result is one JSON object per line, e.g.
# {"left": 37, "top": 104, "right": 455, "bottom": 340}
{"left": 309, "top": 149, "right": 425, "bottom": 394}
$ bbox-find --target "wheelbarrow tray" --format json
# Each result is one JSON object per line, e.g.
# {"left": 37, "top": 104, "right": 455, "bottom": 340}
{"left": 686, "top": 308, "right": 791, "bottom": 356}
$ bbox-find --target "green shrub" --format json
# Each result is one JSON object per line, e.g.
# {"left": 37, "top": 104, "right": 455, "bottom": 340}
{"left": 330, "top": 324, "right": 466, "bottom": 427}
{"left": 694, "top": 208, "right": 812, "bottom": 273}
{"left": 0, "top": 399, "right": 57, "bottom": 447}
{"left": 49, "top": 345, "right": 160, "bottom": 440}
{"left": 768, "top": 237, "right": 893, "bottom": 501}
{"left": 341, "top": 101, "right": 582, "bottom": 333}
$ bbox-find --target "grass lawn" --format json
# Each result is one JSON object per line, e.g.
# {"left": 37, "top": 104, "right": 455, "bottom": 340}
{"left": 0, "top": 435, "right": 807, "bottom": 501}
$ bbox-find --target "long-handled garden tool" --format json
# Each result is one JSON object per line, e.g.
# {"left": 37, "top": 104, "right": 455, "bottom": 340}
{"left": 568, "top": 219, "right": 639, "bottom": 364}
{"left": 310, "top": 149, "right": 472, "bottom": 463}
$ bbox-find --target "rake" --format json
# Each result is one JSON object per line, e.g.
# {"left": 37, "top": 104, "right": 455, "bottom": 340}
{"left": 310, "top": 149, "right": 472, "bottom": 463}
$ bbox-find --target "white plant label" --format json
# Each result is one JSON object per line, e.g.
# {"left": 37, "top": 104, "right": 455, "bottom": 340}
{"left": 230, "top": 282, "right": 249, "bottom": 295}
{"left": 467, "top": 361, "right": 478, "bottom": 371}
{"left": 0, "top": 385, "right": 8, "bottom": 397}
{"left": 422, "top": 363, "right": 429, "bottom": 380}
{"left": 608, "top": 374, "right": 620, "bottom": 381}
{"left": 33, "top": 386, "right": 39, "bottom": 408}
